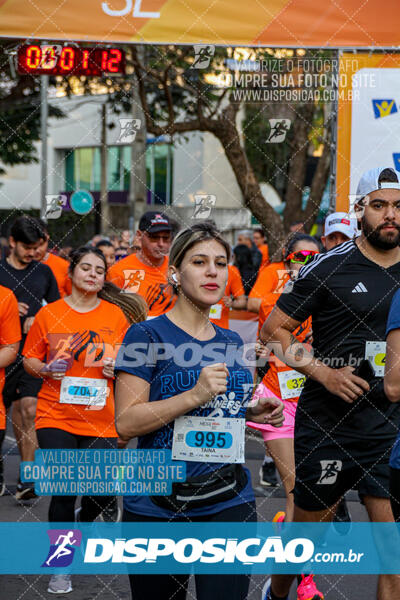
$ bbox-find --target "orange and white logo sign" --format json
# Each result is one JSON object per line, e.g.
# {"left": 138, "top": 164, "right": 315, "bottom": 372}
{"left": 123, "top": 269, "right": 146, "bottom": 293}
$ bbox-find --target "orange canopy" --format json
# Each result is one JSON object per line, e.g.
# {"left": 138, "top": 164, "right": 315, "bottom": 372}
{"left": 1, "top": 0, "right": 399, "bottom": 47}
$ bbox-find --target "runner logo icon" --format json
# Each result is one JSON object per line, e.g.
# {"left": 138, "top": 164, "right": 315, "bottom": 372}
{"left": 267, "top": 119, "right": 291, "bottom": 143}
{"left": 123, "top": 269, "right": 146, "bottom": 293}
{"left": 275, "top": 271, "right": 290, "bottom": 294}
{"left": 191, "top": 45, "right": 215, "bottom": 69}
{"left": 317, "top": 460, "right": 342, "bottom": 485}
{"left": 45, "top": 194, "right": 67, "bottom": 219}
{"left": 42, "top": 529, "right": 82, "bottom": 567}
{"left": 193, "top": 194, "right": 216, "bottom": 219}
{"left": 117, "top": 119, "right": 141, "bottom": 144}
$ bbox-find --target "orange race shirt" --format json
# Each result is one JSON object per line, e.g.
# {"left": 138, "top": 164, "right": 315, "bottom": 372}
{"left": 249, "top": 261, "right": 288, "bottom": 307}
{"left": 209, "top": 265, "right": 245, "bottom": 329}
{"left": 23, "top": 299, "right": 128, "bottom": 437}
{"left": 258, "top": 244, "right": 270, "bottom": 267}
{"left": 107, "top": 254, "right": 175, "bottom": 317}
{"left": 259, "top": 297, "right": 312, "bottom": 402}
{"left": 0, "top": 286, "right": 21, "bottom": 429}
{"left": 42, "top": 253, "right": 70, "bottom": 297}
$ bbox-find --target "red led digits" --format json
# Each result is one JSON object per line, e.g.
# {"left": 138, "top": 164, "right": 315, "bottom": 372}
{"left": 59, "top": 47, "right": 75, "bottom": 71}
{"left": 101, "top": 50, "right": 108, "bottom": 71}
{"left": 82, "top": 49, "right": 89, "bottom": 70}
{"left": 107, "top": 48, "right": 122, "bottom": 72}
{"left": 17, "top": 45, "right": 125, "bottom": 76}
{"left": 26, "top": 45, "right": 41, "bottom": 69}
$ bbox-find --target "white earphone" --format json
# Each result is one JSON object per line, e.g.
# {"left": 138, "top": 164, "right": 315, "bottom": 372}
{"left": 171, "top": 273, "right": 178, "bottom": 283}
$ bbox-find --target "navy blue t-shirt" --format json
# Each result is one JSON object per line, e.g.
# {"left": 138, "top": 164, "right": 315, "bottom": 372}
{"left": 115, "top": 314, "right": 255, "bottom": 518}
{"left": 386, "top": 289, "right": 400, "bottom": 469}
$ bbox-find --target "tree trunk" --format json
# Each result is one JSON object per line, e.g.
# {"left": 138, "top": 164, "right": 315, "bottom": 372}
{"left": 302, "top": 128, "right": 332, "bottom": 232}
{"left": 211, "top": 104, "right": 285, "bottom": 256}
{"left": 283, "top": 103, "right": 315, "bottom": 231}
{"left": 131, "top": 48, "right": 331, "bottom": 256}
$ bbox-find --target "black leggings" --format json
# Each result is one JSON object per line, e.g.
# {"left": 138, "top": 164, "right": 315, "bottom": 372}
{"left": 124, "top": 501, "right": 257, "bottom": 600}
{"left": 37, "top": 428, "right": 117, "bottom": 522}
{"left": 390, "top": 467, "right": 400, "bottom": 522}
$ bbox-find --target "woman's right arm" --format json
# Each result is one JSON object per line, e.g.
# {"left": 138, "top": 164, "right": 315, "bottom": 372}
{"left": 23, "top": 312, "right": 68, "bottom": 380}
{"left": 115, "top": 363, "right": 229, "bottom": 441}
{"left": 24, "top": 357, "right": 68, "bottom": 380}
{"left": 384, "top": 328, "right": 400, "bottom": 402}
{"left": 23, "top": 357, "right": 47, "bottom": 377}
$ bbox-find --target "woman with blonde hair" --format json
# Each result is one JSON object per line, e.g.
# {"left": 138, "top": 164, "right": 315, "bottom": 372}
{"left": 115, "top": 222, "right": 284, "bottom": 600}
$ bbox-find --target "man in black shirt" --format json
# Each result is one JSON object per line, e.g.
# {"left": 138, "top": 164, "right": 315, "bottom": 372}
{"left": 237, "top": 230, "right": 262, "bottom": 272}
{"left": 1, "top": 216, "right": 59, "bottom": 500}
{"left": 260, "top": 167, "right": 400, "bottom": 600}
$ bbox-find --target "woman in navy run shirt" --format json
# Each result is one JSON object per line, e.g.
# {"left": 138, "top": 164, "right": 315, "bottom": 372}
{"left": 115, "top": 222, "right": 284, "bottom": 600}
{"left": 384, "top": 287, "right": 400, "bottom": 520}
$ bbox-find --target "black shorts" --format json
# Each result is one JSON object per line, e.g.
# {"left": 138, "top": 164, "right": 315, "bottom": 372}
{"left": 293, "top": 421, "right": 394, "bottom": 511}
{"left": 3, "top": 359, "right": 42, "bottom": 409}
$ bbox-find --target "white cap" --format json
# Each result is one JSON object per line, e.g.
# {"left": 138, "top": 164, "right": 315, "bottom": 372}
{"left": 356, "top": 167, "right": 400, "bottom": 200}
{"left": 324, "top": 212, "right": 358, "bottom": 239}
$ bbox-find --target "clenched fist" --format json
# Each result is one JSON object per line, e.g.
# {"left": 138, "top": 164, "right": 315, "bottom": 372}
{"left": 193, "top": 363, "right": 229, "bottom": 406}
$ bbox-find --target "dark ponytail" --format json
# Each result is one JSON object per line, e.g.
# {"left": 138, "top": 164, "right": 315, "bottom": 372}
{"left": 98, "top": 282, "right": 147, "bottom": 325}
{"left": 68, "top": 246, "right": 147, "bottom": 324}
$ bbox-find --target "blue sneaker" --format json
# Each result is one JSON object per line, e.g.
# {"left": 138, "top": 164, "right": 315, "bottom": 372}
{"left": 332, "top": 497, "right": 352, "bottom": 535}
{"left": 261, "top": 578, "right": 289, "bottom": 600}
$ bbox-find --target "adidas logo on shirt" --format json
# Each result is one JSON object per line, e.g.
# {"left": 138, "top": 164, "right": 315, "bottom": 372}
{"left": 352, "top": 282, "right": 368, "bottom": 293}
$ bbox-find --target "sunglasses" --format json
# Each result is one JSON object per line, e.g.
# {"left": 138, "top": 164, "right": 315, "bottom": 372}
{"left": 286, "top": 250, "right": 319, "bottom": 265}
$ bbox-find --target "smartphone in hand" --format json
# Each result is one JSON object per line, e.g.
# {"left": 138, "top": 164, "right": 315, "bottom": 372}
{"left": 353, "top": 359, "right": 375, "bottom": 383}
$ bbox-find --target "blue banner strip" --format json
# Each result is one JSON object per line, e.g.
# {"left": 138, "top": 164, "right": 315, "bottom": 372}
{"left": 0, "top": 522, "right": 399, "bottom": 574}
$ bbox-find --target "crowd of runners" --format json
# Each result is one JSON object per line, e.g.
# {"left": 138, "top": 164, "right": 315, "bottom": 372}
{"left": 0, "top": 166, "right": 399, "bottom": 600}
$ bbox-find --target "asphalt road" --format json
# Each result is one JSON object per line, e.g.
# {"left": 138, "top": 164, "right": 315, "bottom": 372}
{"left": 0, "top": 427, "right": 379, "bottom": 600}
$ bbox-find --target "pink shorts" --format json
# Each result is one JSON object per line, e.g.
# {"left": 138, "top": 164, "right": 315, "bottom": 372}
{"left": 246, "top": 381, "right": 297, "bottom": 441}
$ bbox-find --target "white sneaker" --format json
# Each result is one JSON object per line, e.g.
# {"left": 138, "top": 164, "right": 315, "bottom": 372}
{"left": 47, "top": 574, "right": 72, "bottom": 594}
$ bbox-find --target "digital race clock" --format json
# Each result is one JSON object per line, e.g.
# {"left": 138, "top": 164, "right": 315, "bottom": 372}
{"left": 17, "top": 44, "right": 125, "bottom": 76}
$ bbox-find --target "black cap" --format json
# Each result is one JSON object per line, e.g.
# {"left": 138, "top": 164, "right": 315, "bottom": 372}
{"left": 138, "top": 211, "right": 172, "bottom": 234}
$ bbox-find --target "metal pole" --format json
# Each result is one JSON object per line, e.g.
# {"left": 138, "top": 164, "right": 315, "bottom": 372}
{"left": 329, "top": 49, "right": 340, "bottom": 212}
{"left": 129, "top": 45, "right": 147, "bottom": 232}
{"left": 40, "top": 75, "right": 48, "bottom": 220}
{"left": 100, "top": 103, "right": 109, "bottom": 234}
